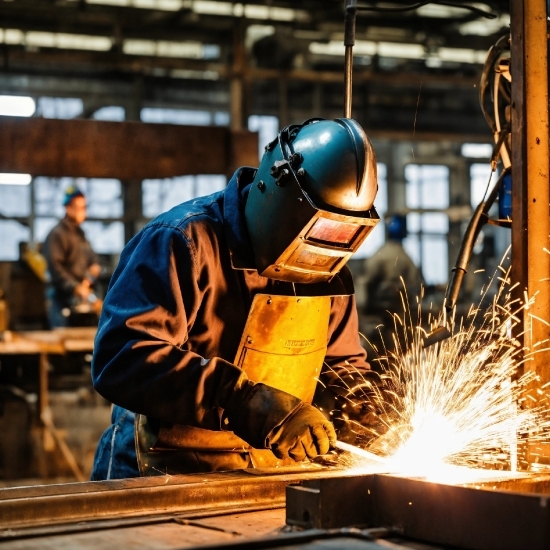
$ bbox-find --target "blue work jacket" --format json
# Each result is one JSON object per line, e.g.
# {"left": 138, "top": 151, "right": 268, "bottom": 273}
{"left": 92, "top": 167, "right": 369, "bottom": 435}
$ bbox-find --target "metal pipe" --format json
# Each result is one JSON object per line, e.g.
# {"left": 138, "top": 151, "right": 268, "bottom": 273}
{"left": 343, "top": 0, "right": 357, "bottom": 118}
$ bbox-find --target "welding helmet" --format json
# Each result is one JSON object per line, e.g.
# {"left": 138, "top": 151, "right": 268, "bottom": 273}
{"left": 245, "top": 118, "right": 379, "bottom": 284}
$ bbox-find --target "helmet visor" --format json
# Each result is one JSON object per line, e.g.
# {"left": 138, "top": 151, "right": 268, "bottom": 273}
{"left": 261, "top": 208, "right": 379, "bottom": 282}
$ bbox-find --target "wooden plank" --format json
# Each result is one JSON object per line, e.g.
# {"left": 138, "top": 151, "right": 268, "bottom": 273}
{"left": 0, "top": 117, "right": 258, "bottom": 179}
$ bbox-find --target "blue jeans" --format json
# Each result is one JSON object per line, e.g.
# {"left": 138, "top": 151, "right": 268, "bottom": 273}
{"left": 91, "top": 405, "right": 140, "bottom": 480}
{"left": 46, "top": 288, "right": 70, "bottom": 328}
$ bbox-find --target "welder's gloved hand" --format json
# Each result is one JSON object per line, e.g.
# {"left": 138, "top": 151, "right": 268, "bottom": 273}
{"left": 222, "top": 380, "right": 336, "bottom": 461}
{"left": 267, "top": 403, "right": 336, "bottom": 461}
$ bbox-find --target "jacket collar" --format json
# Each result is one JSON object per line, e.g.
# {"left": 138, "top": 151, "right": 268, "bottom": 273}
{"left": 223, "top": 167, "right": 258, "bottom": 270}
{"left": 60, "top": 215, "right": 83, "bottom": 233}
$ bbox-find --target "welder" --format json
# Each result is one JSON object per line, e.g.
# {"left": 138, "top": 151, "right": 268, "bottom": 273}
{"left": 91, "top": 118, "right": 383, "bottom": 479}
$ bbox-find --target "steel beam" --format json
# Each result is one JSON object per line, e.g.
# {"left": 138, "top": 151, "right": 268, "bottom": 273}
{"left": 0, "top": 117, "right": 258, "bottom": 179}
{"left": 0, "top": 468, "right": 358, "bottom": 532}
{"left": 286, "top": 473, "right": 550, "bottom": 550}
{"left": 2, "top": 48, "right": 479, "bottom": 89}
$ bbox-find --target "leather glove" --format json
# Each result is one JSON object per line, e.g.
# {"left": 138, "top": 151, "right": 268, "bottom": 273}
{"left": 267, "top": 403, "right": 336, "bottom": 461}
{"left": 222, "top": 380, "right": 336, "bottom": 461}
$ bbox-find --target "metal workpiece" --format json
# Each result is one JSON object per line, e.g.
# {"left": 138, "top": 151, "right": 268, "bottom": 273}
{"left": 0, "top": 466, "right": 383, "bottom": 533}
{"left": 286, "top": 473, "right": 550, "bottom": 550}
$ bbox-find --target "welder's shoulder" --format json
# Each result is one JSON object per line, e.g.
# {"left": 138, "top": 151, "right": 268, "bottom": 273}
{"left": 141, "top": 192, "right": 224, "bottom": 243}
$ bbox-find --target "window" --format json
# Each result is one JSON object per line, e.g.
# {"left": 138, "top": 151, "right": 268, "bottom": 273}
{"left": 36, "top": 97, "right": 83, "bottom": 119}
{"left": 141, "top": 108, "right": 212, "bottom": 125}
{"left": 0, "top": 184, "right": 30, "bottom": 217}
{"left": 354, "top": 163, "right": 387, "bottom": 259}
{"left": 248, "top": 115, "right": 279, "bottom": 158}
{"left": 81, "top": 221, "right": 125, "bottom": 254}
{"left": 470, "top": 163, "right": 495, "bottom": 208}
{"left": 33, "top": 178, "right": 125, "bottom": 254}
{"left": 92, "top": 106, "right": 125, "bottom": 121}
{"left": 142, "top": 175, "right": 226, "bottom": 218}
{"left": 461, "top": 143, "right": 493, "bottom": 159}
{"left": 404, "top": 164, "right": 449, "bottom": 285}
{"left": 0, "top": 221, "right": 30, "bottom": 261}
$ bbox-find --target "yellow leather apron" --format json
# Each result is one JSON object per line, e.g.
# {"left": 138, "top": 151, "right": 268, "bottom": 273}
{"left": 135, "top": 294, "right": 331, "bottom": 475}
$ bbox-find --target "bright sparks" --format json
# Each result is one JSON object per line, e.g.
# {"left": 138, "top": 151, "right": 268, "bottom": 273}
{"left": 333, "top": 265, "right": 550, "bottom": 480}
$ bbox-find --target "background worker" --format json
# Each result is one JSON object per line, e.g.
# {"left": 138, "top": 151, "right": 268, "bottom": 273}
{"left": 91, "top": 118, "right": 386, "bottom": 480}
{"left": 43, "top": 186, "right": 101, "bottom": 328}
{"left": 361, "top": 214, "right": 422, "bottom": 353}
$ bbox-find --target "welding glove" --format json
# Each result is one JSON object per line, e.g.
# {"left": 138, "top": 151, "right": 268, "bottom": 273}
{"left": 222, "top": 380, "right": 336, "bottom": 461}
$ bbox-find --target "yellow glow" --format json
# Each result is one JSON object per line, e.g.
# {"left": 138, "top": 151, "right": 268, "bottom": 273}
{"left": 335, "top": 265, "right": 550, "bottom": 482}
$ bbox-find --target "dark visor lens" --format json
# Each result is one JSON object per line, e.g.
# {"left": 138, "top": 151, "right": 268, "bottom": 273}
{"left": 306, "top": 217, "right": 361, "bottom": 247}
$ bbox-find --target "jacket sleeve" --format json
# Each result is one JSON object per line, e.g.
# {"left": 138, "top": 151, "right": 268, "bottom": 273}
{"left": 44, "top": 230, "right": 80, "bottom": 294}
{"left": 91, "top": 224, "right": 244, "bottom": 429}
{"left": 324, "top": 294, "right": 370, "bottom": 375}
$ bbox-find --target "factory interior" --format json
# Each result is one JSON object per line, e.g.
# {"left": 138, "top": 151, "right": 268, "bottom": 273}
{"left": 1, "top": 0, "right": 550, "bottom": 548}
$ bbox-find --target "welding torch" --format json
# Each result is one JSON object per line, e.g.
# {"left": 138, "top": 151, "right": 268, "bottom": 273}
{"left": 423, "top": 167, "right": 511, "bottom": 348}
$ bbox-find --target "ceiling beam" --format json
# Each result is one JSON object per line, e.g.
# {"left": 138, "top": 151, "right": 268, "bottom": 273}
{"left": 3, "top": 47, "right": 479, "bottom": 89}
{"left": 0, "top": 116, "right": 258, "bottom": 179}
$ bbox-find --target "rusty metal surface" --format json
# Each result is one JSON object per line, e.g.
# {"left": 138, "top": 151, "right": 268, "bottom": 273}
{"left": 523, "top": 0, "right": 550, "bottom": 384}
{"left": 0, "top": 117, "right": 258, "bottom": 179}
{"left": 0, "top": 466, "right": 379, "bottom": 532}
{"left": 510, "top": 0, "right": 527, "bottom": 347}
{"left": 286, "top": 473, "right": 550, "bottom": 550}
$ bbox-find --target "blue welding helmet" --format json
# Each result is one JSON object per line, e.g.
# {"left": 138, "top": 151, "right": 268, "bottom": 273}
{"left": 245, "top": 118, "right": 380, "bottom": 284}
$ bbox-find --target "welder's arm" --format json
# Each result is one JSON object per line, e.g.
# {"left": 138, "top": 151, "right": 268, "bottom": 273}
{"left": 92, "top": 224, "right": 248, "bottom": 431}
{"left": 324, "top": 294, "right": 370, "bottom": 375}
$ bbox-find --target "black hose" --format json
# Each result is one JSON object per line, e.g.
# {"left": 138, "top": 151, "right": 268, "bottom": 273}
{"left": 479, "top": 35, "right": 509, "bottom": 133}
{"left": 444, "top": 168, "right": 510, "bottom": 311}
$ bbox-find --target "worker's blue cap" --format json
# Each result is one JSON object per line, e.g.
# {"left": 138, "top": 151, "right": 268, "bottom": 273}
{"left": 63, "top": 185, "right": 85, "bottom": 206}
{"left": 386, "top": 214, "right": 408, "bottom": 241}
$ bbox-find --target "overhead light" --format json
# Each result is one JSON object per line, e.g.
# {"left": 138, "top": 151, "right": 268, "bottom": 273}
{"left": 378, "top": 41, "right": 424, "bottom": 59}
{"left": 0, "top": 173, "right": 32, "bottom": 185}
{"left": 416, "top": 3, "right": 490, "bottom": 18}
{"left": 459, "top": 14, "right": 511, "bottom": 37}
{"left": 0, "top": 95, "right": 36, "bottom": 117}
{"left": 438, "top": 47, "right": 487, "bottom": 64}
{"left": 123, "top": 39, "right": 219, "bottom": 59}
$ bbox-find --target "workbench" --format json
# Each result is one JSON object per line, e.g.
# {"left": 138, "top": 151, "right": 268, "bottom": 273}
{"left": 0, "top": 328, "right": 96, "bottom": 481}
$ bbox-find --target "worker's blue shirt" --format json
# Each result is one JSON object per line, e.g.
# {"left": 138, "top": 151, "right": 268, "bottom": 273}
{"left": 91, "top": 167, "right": 368, "bottom": 480}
